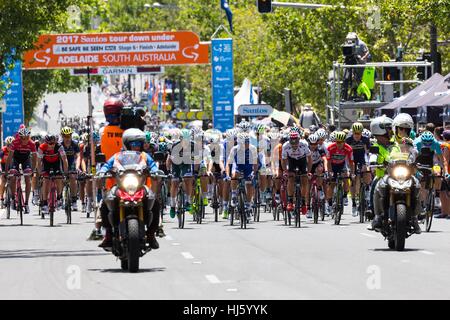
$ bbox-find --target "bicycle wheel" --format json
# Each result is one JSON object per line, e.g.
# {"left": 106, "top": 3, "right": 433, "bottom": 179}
{"left": 6, "top": 186, "right": 11, "bottom": 220}
{"left": 229, "top": 205, "right": 234, "bottom": 226}
{"left": 17, "top": 186, "right": 23, "bottom": 226}
{"left": 359, "top": 184, "right": 366, "bottom": 223}
{"left": 213, "top": 184, "right": 219, "bottom": 222}
{"left": 295, "top": 187, "right": 301, "bottom": 228}
{"left": 64, "top": 185, "right": 72, "bottom": 224}
{"left": 425, "top": 189, "right": 435, "bottom": 232}
{"left": 177, "top": 189, "right": 185, "bottom": 229}
{"left": 239, "top": 190, "right": 246, "bottom": 229}
{"left": 334, "top": 184, "right": 343, "bottom": 225}
{"left": 253, "top": 187, "right": 260, "bottom": 222}
{"left": 49, "top": 186, "right": 56, "bottom": 227}
{"left": 312, "top": 186, "right": 319, "bottom": 224}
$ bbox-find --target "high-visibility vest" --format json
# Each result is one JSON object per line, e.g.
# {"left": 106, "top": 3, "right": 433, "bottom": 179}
{"left": 100, "top": 125, "right": 124, "bottom": 161}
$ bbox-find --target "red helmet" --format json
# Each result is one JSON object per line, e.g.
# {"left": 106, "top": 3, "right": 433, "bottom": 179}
{"left": 289, "top": 131, "right": 300, "bottom": 141}
{"left": 103, "top": 97, "right": 124, "bottom": 116}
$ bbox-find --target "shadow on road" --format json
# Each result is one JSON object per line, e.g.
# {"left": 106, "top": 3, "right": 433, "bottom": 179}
{"left": 0, "top": 249, "right": 108, "bottom": 259}
{"left": 88, "top": 267, "right": 166, "bottom": 273}
{"left": 370, "top": 248, "right": 422, "bottom": 252}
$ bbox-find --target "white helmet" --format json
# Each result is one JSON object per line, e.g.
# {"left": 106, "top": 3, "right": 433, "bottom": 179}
{"left": 370, "top": 115, "right": 393, "bottom": 136}
{"left": 329, "top": 131, "right": 337, "bottom": 142}
{"left": 122, "top": 128, "right": 145, "bottom": 150}
{"left": 362, "top": 128, "right": 372, "bottom": 139}
{"left": 308, "top": 134, "right": 319, "bottom": 144}
{"left": 316, "top": 128, "right": 327, "bottom": 140}
{"left": 392, "top": 113, "right": 414, "bottom": 130}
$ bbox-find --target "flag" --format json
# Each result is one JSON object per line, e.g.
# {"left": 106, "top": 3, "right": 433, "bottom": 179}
{"left": 162, "top": 80, "right": 167, "bottom": 111}
{"left": 250, "top": 83, "right": 254, "bottom": 104}
{"left": 158, "top": 81, "right": 163, "bottom": 111}
{"left": 220, "top": 0, "right": 233, "bottom": 32}
{"left": 152, "top": 81, "right": 159, "bottom": 106}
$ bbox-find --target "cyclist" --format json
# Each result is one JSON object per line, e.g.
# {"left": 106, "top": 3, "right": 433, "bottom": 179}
{"left": 167, "top": 129, "right": 195, "bottom": 218}
{"left": 346, "top": 122, "right": 372, "bottom": 216}
{"left": 271, "top": 131, "right": 286, "bottom": 206}
{"left": 191, "top": 127, "right": 211, "bottom": 208}
{"left": 414, "top": 130, "right": 447, "bottom": 216}
{"left": 226, "top": 132, "right": 259, "bottom": 220}
{"left": 37, "top": 134, "right": 69, "bottom": 214}
{"left": 325, "top": 131, "right": 355, "bottom": 215}
{"left": 282, "top": 131, "right": 313, "bottom": 215}
{"left": 207, "top": 133, "right": 226, "bottom": 216}
{"left": 307, "top": 133, "right": 327, "bottom": 218}
{"left": 221, "top": 129, "right": 238, "bottom": 219}
{"left": 6, "top": 127, "right": 37, "bottom": 214}
{"left": 98, "top": 128, "right": 161, "bottom": 249}
{"left": 253, "top": 124, "right": 271, "bottom": 206}
{"left": 60, "top": 126, "right": 81, "bottom": 211}
{"left": 0, "top": 136, "right": 14, "bottom": 208}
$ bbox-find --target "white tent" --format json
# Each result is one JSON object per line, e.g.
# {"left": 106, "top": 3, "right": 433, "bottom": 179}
{"left": 233, "top": 78, "right": 260, "bottom": 115}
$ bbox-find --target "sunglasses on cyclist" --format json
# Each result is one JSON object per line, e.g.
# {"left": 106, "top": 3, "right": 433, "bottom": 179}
{"left": 129, "top": 141, "right": 143, "bottom": 148}
{"left": 48, "top": 141, "right": 56, "bottom": 145}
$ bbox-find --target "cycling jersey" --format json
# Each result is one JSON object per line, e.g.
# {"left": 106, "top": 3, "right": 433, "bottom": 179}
{"left": 61, "top": 139, "right": 80, "bottom": 167}
{"left": 281, "top": 141, "right": 311, "bottom": 160}
{"left": 170, "top": 140, "right": 201, "bottom": 165}
{"left": 414, "top": 138, "right": 442, "bottom": 167}
{"left": 310, "top": 145, "right": 326, "bottom": 165}
{"left": 10, "top": 138, "right": 36, "bottom": 162}
{"left": 208, "top": 143, "right": 224, "bottom": 173}
{"left": 228, "top": 144, "right": 258, "bottom": 179}
{"left": 345, "top": 135, "right": 370, "bottom": 164}
{"left": 0, "top": 146, "right": 10, "bottom": 164}
{"left": 326, "top": 143, "right": 353, "bottom": 166}
{"left": 38, "top": 143, "right": 66, "bottom": 163}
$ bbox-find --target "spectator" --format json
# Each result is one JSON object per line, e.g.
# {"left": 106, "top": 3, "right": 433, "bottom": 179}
{"left": 426, "top": 122, "right": 435, "bottom": 133}
{"left": 299, "top": 103, "right": 321, "bottom": 129}
{"left": 57, "top": 100, "right": 66, "bottom": 122}
{"left": 434, "top": 126, "right": 444, "bottom": 141}
{"left": 42, "top": 101, "right": 51, "bottom": 119}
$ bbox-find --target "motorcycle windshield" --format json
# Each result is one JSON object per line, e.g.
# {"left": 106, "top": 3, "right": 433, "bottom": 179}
{"left": 389, "top": 151, "right": 410, "bottom": 164}
{"left": 114, "top": 151, "right": 144, "bottom": 171}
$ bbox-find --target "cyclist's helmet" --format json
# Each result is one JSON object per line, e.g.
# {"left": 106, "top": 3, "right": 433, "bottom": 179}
{"left": 81, "top": 133, "right": 89, "bottom": 143}
{"left": 18, "top": 127, "right": 31, "bottom": 137}
{"left": 45, "top": 134, "right": 56, "bottom": 143}
{"left": 255, "top": 124, "right": 266, "bottom": 135}
{"left": 93, "top": 131, "right": 100, "bottom": 143}
{"left": 237, "top": 120, "right": 251, "bottom": 132}
{"left": 309, "top": 125, "right": 318, "bottom": 134}
{"left": 329, "top": 131, "right": 337, "bottom": 142}
{"left": 61, "top": 126, "right": 73, "bottom": 136}
{"left": 5, "top": 136, "right": 14, "bottom": 145}
{"left": 158, "top": 142, "right": 168, "bottom": 153}
{"left": 268, "top": 131, "right": 280, "bottom": 140}
{"left": 290, "top": 126, "right": 301, "bottom": 134}
{"left": 335, "top": 131, "right": 347, "bottom": 142}
{"left": 316, "top": 128, "right": 327, "bottom": 140}
{"left": 351, "top": 122, "right": 364, "bottom": 133}
{"left": 122, "top": 128, "right": 145, "bottom": 150}
{"left": 421, "top": 131, "right": 435, "bottom": 144}
{"left": 191, "top": 127, "right": 204, "bottom": 140}
{"left": 289, "top": 131, "right": 300, "bottom": 142}
{"left": 225, "top": 128, "right": 237, "bottom": 139}
{"left": 362, "top": 128, "right": 371, "bottom": 139}
{"left": 145, "top": 131, "right": 152, "bottom": 144}
{"left": 103, "top": 97, "right": 124, "bottom": 116}
{"left": 181, "top": 129, "right": 191, "bottom": 141}
{"left": 309, "top": 134, "right": 319, "bottom": 144}
{"left": 370, "top": 115, "right": 393, "bottom": 136}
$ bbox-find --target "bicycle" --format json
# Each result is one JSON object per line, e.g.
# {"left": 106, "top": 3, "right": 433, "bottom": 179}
{"left": 2, "top": 173, "right": 11, "bottom": 220}
{"left": 7, "top": 170, "right": 30, "bottom": 226}
{"left": 417, "top": 164, "right": 439, "bottom": 232}
{"left": 291, "top": 168, "right": 305, "bottom": 228}
{"left": 174, "top": 175, "right": 187, "bottom": 229}
{"left": 310, "top": 174, "right": 325, "bottom": 224}
{"left": 355, "top": 165, "right": 372, "bottom": 223}
{"left": 192, "top": 174, "right": 205, "bottom": 224}
{"left": 230, "top": 171, "right": 250, "bottom": 229}
{"left": 330, "top": 172, "right": 346, "bottom": 225}
{"left": 253, "top": 173, "right": 261, "bottom": 222}
{"left": 210, "top": 172, "right": 223, "bottom": 222}
{"left": 44, "top": 171, "right": 65, "bottom": 227}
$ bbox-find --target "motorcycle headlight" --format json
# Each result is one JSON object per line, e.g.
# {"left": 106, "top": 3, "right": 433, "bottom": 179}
{"left": 120, "top": 174, "right": 143, "bottom": 195}
{"left": 392, "top": 166, "right": 410, "bottom": 182}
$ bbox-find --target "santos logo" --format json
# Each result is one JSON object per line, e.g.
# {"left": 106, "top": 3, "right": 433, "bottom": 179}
{"left": 238, "top": 105, "right": 273, "bottom": 116}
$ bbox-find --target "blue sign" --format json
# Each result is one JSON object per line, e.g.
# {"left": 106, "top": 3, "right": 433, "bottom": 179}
{"left": 212, "top": 38, "right": 234, "bottom": 132}
{"left": 2, "top": 59, "right": 24, "bottom": 139}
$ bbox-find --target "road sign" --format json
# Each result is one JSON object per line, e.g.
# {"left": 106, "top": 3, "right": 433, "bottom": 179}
{"left": 1, "top": 60, "right": 24, "bottom": 139}
{"left": 238, "top": 104, "right": 273, "bottom": 116}
{"left": 23, "top": 31, "right": 209, "bottom": 69}
{"left": 70, "top": 66, "right": 164, "bottom": 76}
{"left": 212, "top": 38, "right": 234, "bottom": 132}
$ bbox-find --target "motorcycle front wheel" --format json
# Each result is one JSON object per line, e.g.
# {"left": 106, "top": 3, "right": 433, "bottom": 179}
{"left": 394, "top": 204, "right": 407, "bottom": 251}
{"left": 127, "top": 219, "right": 140, "bottom": 272}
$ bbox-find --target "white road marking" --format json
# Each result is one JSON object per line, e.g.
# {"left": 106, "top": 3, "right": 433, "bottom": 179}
{"left": 205, "top": 274, "right": 221, "bottom": 284}
{"left": 165, "top": 235, "right": 173, "bottom": 241}
{"left": 193, "top": 261, "right": 202, "bottom": 264}
{"left": 360, "top": 233, "right": 376, "bottom": 238}
{"left": 401, "top": 259, "right": 410, "bottom": 263}
{"left": 226, "top": 288, "right": 238, "bottom": 292}
{"left": 172, "top": 242, "right": 180, "bottom": 246}
{"left": 420, "top": 250, "right": 435, "bottom": 255}
{"left": 181, "top": 252, "right": 194, "bottom": 259}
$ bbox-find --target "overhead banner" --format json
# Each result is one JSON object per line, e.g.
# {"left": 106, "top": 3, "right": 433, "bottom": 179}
{"left": 2, "top": 60, "right": 24, "bottom": 139}
{"left": 70, "top": 66, "right": 164, "bottom": 76}
{"left": 23, "top": 31, "right": 209, "bottom": 69}
{"left": 211, "top": 38, "right": 234, "bottom": 132}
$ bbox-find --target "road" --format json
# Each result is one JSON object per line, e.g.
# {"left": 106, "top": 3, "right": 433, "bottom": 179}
{"left": 0, "top": 202, "right": 449, "bottom": 300}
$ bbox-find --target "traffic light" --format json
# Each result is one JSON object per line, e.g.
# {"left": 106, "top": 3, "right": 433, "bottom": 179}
{"left": 257, "top": 0, "right": 272, "bottom": 13}
{"left": 383, "top": 66, "right": 400, "bottom": 81}
{"left": 416, "top": 53, "right": 433, "bottom": 81}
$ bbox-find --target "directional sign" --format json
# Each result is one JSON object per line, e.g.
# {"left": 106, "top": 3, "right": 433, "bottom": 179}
{"left": 70, "top": 66, "right": 164, "bottom": 76}
{"left": 238, "top": 104, "right": 273, "bottom": 117}
{"left": 211, "top": 38, "right": 234, "bottom": 132}
{"left": 0, "top": 99, "right": 6, "bottom": 113}
{"left": 1, "top": 60, "right": 24, "bottom": 138}
{"left": 23, "top": 31, "right": 209, "bottom": 69}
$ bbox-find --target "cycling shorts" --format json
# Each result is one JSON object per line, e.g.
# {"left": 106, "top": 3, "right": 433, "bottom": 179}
{"left": 311, "top": 161, "right": 324, "bottom": 174}
{"left": 42, "top": 160, "right": 62, "bottom": 176}
{"left": 211, "top": 163, "right": 222, "bottom": 173}
{"left": 172, "top": 164, "right": 193, "bottom": 180}
{"left": 1, "top": 163, "right": 5, "bottom": 172}
{"left": 11, "top": 158, "right": 32, "bottom": 172}
{"left": 232, "top": 163, "right": 253, "bottom": 179}
{"left": 287, "top": 157, "right": 307, "bottom": 174}
{"left": 331, "top": 163, "right": 348, "bottom": 176}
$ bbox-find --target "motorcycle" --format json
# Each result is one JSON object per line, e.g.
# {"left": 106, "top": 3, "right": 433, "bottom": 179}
{"left": 370, "top": 147, "right": 420, "bottom": 251}
{"left": 97, "top": 151, "right": 165, "bottom": 272}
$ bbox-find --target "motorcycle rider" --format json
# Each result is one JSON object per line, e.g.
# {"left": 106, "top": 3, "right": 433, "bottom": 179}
{"left": 98, "top": 128, "right": 162, "bottom": 250}
{"left": 368, "top": 115, "right": 421, "bottom": 233}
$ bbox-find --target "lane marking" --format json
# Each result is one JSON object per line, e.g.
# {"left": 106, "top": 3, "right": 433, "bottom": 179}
{"left": 165, "top": 235, "right": 173, "bottom": 241}
{"left": 172, "top": 242, "right": 180, "bottom": 246}
{"left": 226, "top": 288, "right": 238, "bottom": 292}
{"left": 193, "top": 261, "right": 202, "bottom": 264}
{"left": 360, "top": 233, "right": 376, "bottom": 238}
{"left": 420, "top": 250, "right": 435, "bottom": 255}
{"left": 181, "top": 252, "right": 194, "bottom": 259}
{"left": 205, "top": 274, "right": 221, "bottom": 284}
{"left": 401, "top": 259, "right": 410, "bottom": 263}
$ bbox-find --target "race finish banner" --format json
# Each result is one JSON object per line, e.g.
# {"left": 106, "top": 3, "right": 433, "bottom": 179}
{"left": 1, "top": 60, "right": 24, "bottom": 139}
{"left": 70, "top": 66, "right": 164, "bottom": 76}
{"left": 211, "top": 38, "right": 234, "bottom": 132}
{"left": 23, "top": 31, "right": 209, "bottom": 69}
